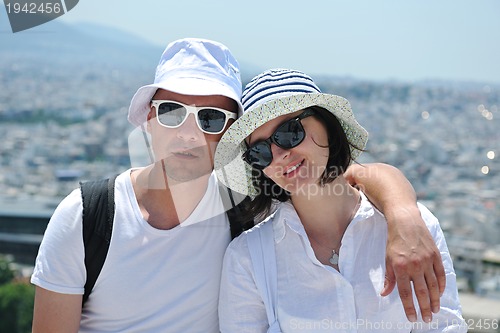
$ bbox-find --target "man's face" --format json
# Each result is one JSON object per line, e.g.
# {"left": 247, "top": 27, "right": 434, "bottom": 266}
{"left": 147, "top": 89, "right": 237, "bottom": 183}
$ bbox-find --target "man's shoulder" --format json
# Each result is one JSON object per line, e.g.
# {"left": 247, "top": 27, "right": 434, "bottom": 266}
{"left": 55, "top": 187, "right": 84, "bottom": 214}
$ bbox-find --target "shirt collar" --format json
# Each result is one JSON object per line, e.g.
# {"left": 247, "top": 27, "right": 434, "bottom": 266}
{"left": 271, "top": 191, "right": 376, "bottom": 242}
{"left": 272, "top": 200, "right": 309, "bottom": 243}
{"left": 350, "top": 191, "right": 376, "bottom": 225}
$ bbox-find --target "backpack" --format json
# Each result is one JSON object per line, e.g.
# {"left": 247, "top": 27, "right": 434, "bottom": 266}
{"left": 80, "top": 174, "right": 118, "bottom": 306}
{"left": 79, "top": 174, "right": 251, "bottom": 306}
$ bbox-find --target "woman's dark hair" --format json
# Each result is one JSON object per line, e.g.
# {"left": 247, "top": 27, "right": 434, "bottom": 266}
{"left": 238, "top": 106, "right": 364, "bottom": 223}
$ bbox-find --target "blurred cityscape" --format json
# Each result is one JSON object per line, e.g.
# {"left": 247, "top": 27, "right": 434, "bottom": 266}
{"left": 0, "top": 17, "right": 499, "bottom": 330}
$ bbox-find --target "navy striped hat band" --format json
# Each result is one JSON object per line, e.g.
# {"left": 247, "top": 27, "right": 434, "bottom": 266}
{"left": 241, "top": 69, "right": 322, "bottom": 112}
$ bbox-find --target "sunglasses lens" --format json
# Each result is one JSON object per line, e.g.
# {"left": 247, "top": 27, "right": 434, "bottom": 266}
{"left": 273, "top": 119, "right": 305, "bottom": 148}
{"left": 244, "top": 118, "right": 308, "bottom": 169}
{"left": 157, "top": 102, "right": 186, "bottom": 126}
{"left": 245, "top": 143, "right": 273, "bottom": 169}
{"left": 198, "top": 109, "right": 227, "bottom": 133}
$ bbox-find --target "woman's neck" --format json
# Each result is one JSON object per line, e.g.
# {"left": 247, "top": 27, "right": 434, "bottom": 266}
{"left": 291, "top": 176, "right": 361, "bottom": 244}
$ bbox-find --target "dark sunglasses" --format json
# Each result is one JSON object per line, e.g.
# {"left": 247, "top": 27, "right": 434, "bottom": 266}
{"left": 151, "top": 100, "right": 237, "bottom": 135}
{"left": 242, "top": 109, "right": 315, "bottom": 169}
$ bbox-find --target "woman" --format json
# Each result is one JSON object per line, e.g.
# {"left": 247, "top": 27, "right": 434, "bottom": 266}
{"left": 215, "top": 69, "right": 466, "bottom": 332}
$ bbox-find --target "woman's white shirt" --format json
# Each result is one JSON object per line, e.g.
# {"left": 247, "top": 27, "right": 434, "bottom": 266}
{"left": 219, "top": 192, "right": 466, "bottom": 333}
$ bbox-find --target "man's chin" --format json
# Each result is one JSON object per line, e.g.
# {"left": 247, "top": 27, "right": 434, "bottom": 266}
{"left": 165, "top": 167, "right": 213, "bottom": 184}
{"left": 160, "top": 155, "right": 214, "bottom": 182}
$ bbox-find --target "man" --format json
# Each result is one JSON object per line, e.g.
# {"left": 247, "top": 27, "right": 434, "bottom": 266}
{"left": 31, "top": 38, "right": 445, "bottom": 332}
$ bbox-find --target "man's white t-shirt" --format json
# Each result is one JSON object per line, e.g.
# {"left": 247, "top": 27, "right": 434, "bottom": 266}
{"left": 31, "top": 169, "right": 231, "bottom": 332}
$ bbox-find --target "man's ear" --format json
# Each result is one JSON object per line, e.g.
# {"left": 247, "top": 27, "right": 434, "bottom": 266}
{"left": 145, "top": 107, "right": 155, "bottom": 132}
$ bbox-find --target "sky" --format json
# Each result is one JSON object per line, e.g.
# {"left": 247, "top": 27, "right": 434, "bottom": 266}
{"left": 14, "top": 0, "right": 500, "bottom": 83}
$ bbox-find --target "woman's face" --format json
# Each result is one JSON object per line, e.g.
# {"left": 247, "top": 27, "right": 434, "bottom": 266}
{"left": 247, "top": 110, "right": 330, "bottom": 196}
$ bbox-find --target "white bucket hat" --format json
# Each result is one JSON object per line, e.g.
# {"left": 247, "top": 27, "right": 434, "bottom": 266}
{"left": 128, "top": 38, "right": 243, "bottom": 127}
{"left": 214, "top": 68, "right": 368, "bottom": 197}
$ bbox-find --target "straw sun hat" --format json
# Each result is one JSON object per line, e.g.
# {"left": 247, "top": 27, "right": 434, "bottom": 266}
{"left": 214, "top": 68, "right": 369, "bottom": 198}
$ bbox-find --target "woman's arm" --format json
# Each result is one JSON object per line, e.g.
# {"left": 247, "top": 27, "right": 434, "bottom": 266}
{"left": 344, "top": 163, "right": 446, "bottom": 323}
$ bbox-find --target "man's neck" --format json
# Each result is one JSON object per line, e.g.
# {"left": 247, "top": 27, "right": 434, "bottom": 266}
{"left": 131, "top": 164, "right": 211, "bottom": 230}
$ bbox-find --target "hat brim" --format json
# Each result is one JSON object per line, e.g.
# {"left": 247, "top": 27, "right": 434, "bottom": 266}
{"left": 127, "top": 77, "right": 244, "bottom": 127}
{"left": 214, "top": 93, "right": 368, "bottom": 197}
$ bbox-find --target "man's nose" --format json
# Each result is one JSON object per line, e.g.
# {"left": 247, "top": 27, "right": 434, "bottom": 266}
{"left": 176, "top": 114, "right": 202, "bottom": 141}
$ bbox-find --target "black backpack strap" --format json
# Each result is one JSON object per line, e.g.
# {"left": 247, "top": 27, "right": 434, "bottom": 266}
{"left": 80, "top": 174, "right": 118, "bottom": 306}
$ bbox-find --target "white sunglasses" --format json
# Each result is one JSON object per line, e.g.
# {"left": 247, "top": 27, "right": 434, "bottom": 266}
{"left": 151, "top": 100, "right": 237, "bottom": 134}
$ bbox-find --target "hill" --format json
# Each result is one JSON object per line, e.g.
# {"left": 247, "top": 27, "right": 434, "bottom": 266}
{"left": 0, "top": 9, "right": 162, "bottom": 71}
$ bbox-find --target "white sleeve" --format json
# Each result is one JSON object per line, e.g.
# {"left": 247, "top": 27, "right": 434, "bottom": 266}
{"left": 219, "top": 234, "right": 269, "bottom": 333}
{"left": 412, "top": 203, "right": 468, "bottom": 333}
{"left": 30, "top": 188, "right": 86, "bottom": 295}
